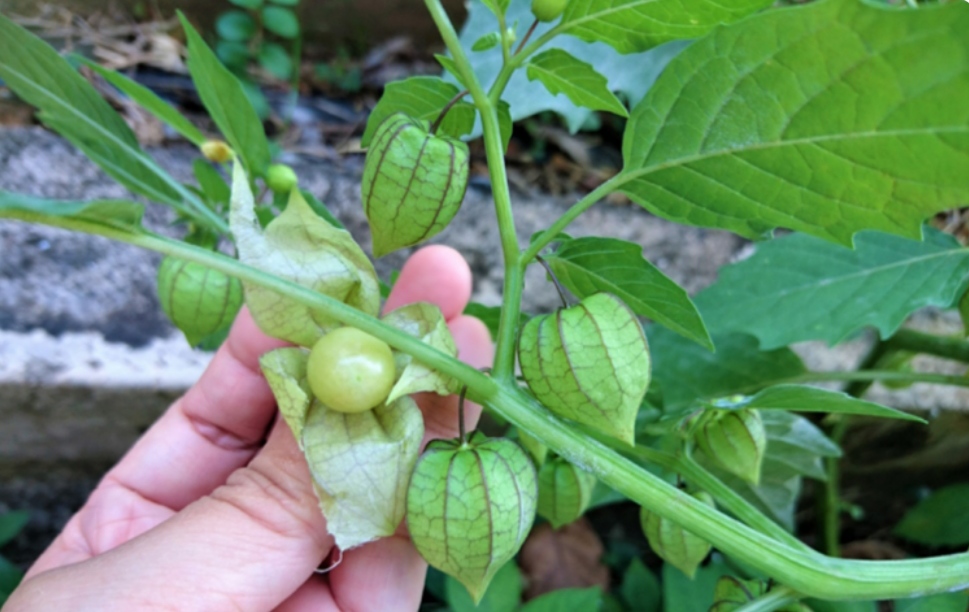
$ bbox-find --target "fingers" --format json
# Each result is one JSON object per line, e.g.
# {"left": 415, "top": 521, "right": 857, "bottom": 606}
{"left": 383, "top": 245, "right": 472, "bottom": 319}
{"left": 101, "top": 308, "right": 289, "bottom": 511}
{"left": 13, "top": 420, "right": 335, "bottom": 612}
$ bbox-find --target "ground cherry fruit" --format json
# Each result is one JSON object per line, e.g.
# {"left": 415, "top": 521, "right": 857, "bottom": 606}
{"left": 306, "top": 327, "right": 396, "bottom": 413}
{"left": 530, "top": 0, "right": 568, "bottom": 23}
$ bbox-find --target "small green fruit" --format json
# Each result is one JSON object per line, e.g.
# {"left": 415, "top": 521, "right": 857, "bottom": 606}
{"left": 266, "top": 163, "right": 298, "bottom": 194}
{"left": 695, "top": 409, "right": 766, "bottom": 485}
{"left": 361, "top": 113, "right": 470, "bottom": 257}
{"left": 640, "top": 491, "right": 714, "bottom": 578}
{"left": 200, "top": 140, "right": 233, "bottom": 163}
{"left": 407, "top": 432, "right": 537, "bottom": 603}
{"left": 518, "top": 293, "right": 651, "bottom": 444}
{"left": 156, "top": 256, "right": 243, "bottom": 347}
{"left": 537, "top": 456, "right": 596, "bottom": 529}
{"left": 530, "top": 0, "right": 568, "bottom": 22}
{"left": 306, "top": 327, "right": 396, "bottom": 413}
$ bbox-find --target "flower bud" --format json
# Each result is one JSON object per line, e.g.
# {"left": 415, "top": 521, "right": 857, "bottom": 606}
{"left": 265, "top": 163, "right": 298, "bottom": 194}
{"left": 518, "top": 293, "right": 651, "bottom": 444}
{"left": 156, "top": 255, "right": 243, "bottom": 347}
{"left": 361, "top": 113, "right": 469, "bottom": 257}
{"left": 200, "top": 140, "right": 233, "bottom": 163}
{"left": 640, "top": 491, "right": 714, "bottom": 578}
{"left": 407, "top": 432, "right": 537, "bottom": 603}
{"left": 537, "top": 456, "right": 596, "bottom": 529}
{"left": 695, "top": 409, "right": 766, "bottom": 485}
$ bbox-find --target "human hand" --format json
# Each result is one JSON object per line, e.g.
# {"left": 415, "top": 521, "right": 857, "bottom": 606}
{"left": 4, "top": 245, "right": 493, "bottom": 612}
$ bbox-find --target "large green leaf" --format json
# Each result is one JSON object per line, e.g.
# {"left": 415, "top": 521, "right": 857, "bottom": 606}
{"left": 452, "top": 0, "right": 687, "bottom": 132}
{"left": 545, "top": 236, "right": 712, "bottom": 350}
{"left": 712, "top": 385, "right": 923, "bottom": 423}
{"left": 76, "top": 58, "right": 205, "bottom": 146}
{"left": 894, "top": 483, "right": 969, "bottom": 547}
{"left": 619, "top": 0, "right": 969, "bottom": 245}
{"left": 0, "top": 511, "right": 29, "bottom": 547}
{"left": 696, "top": 229, "right": 969, "bottom": 350}
{"left": 558, "top": 0, "right": 772, "bottom": 54}
{"left": 525, "top": 49, "right": 627, "bottom": 117}
{"left": 520, "top": 587, "right": 602, "bottom": 612}
{"left": 648, "top": 328, "right": 805, "bottom": 410}
{"left": 0, "top": 14, "right": 189, "bottom": 209}
{"left": 0, "top": 191, "right": 144, "bottom": 230}
{"left": 894, "top": 592, "right": 969, "bottom": 612}
{"left": 361, "top": 76, "right": 476, "bottom": 147}
{"left": 179, "top": 13, "right": 271, "bottom": 176}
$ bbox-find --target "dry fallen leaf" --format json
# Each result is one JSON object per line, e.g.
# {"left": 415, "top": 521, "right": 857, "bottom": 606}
{"left": 519, "top": 518, "right": 610, "bottom": 600}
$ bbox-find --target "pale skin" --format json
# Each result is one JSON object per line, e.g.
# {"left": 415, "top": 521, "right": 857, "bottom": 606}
{"left": 5, "top": 245, "right": 494, "bottom": 612}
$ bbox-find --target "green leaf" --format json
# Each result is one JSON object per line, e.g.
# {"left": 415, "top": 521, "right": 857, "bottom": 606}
{"left": 77, "top": 58, "right": 205, "bottom": 146}
{"left": 0, "top": 14, "right": 192, "bottom": 210}
{"left": 0, "top": 511, "right": 29, "bottom": 547}
{"left": 435, "top": 54, "right": 466, "bottom": 88}
{"left": 262, "top": 6, "right": 299, "bottom": 38}
{"left": 361, "top": 76, "right": 475, "bottom": 146}
{"left": 649, "top": 329, "right": 806, "bottom": 410}
{"left": 479, "top": 0, "right": 511, "bottom": 19}
{"left": 0, "top": 191, "right": 144, "bottom": 230}
{"left": 520, "top": 587, "right": 603, "bottom": 612}
{"left": 739, "top": 385, "right": 924, "bottom": 423}
{"left": 269, "top": 0, "right": 299, "bottom": 5}
{"left": 305, "top": 395, "right": 424, "bottom": 549}
{"left": 229, "top": 163, "right": 379, "bottom": 347}
{"left": 526, "top": 49, "right": 627, "bottom": 117}
{"left": 697, "top": 229, "right": 969, "bottom": 350}
{"left": 472, "top": 32, "right": 502, "bottom": 52}
{"left": 258, "top": 42, "right": 294, "bottom": 80}
{"left": 180, "top": 13, "right": 271, "bottom": 176}
{"left": 446, "top": 560, "right": 521, "bottom": 612}
{"left": 559, "top": 0, "right": 772, "bottom": 54}
{"left": 193, "top": 160, "right": 231, "bottom": 205}
{"left": 229, "top": 0, "right": 263, "bottom": 8}
{"left": 216, "top": 40, "right": 252, "bottom": 70}
{"left": 620, "top": 559, "right": 661, "bottom": 612}
{"left": 454, "top": 0, "right": 686, "bottom": 133}
{"left": 497, "top": 99, "right": 513, "bottom": 153}
{"left": 619, "top": 0, "right": 969, "bottom": 245}
{"left": 895, "top": 592, "right": 969, "bottom": 612}
{"left": 662, "top": 557, "right": 733, "bottom": 612}
{"left": 545, "top": 236, "right": 712, "bottom": 350}
{"left": 0, "top": 556, "right": 24, "bottom": 604}
{"left": 381, "top": 302, "right": 459, "bottom": 404}
{"left": 216, "top": 10, "right": 257, "bottom": 42}
{"left": 260, "top": 347, "right": 312, "bottom": 446}
{"left": 895, "top": 483, "right": 969, "bottom": 547}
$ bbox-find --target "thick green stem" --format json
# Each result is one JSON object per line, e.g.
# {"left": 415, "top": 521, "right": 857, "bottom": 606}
{"left": 735, "top": 586, "right": 800, "bottom": 612}
{"left": 424, "top": 0, "right": 523, "bottom": 382}
{"left": 630, "top": 446, "right": 807, "bottom": 551}
{"left": 10, "top": 209, "right": 969, "bottom": 601}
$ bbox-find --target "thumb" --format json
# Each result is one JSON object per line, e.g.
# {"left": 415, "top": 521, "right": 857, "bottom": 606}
{"left": 8, "top": 420, "right": 332, "bottom": 612}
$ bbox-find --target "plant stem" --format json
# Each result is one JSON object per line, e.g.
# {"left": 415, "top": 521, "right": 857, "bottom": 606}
{"left": 520, "top": 174, "right": 626, "bottom": 265}
{"left": 629, "top": 446, "right": 807, "bottom": 551}
{"left": 536, "top": 255, "right": 570, "bottom": 308}
{"left": 886, "top": 328, "right": 969, "bottom": 363}
{"left": 429, "top": 89, "right": 469, "bottom": 135}
{"left": 515, "top": 20, "right": 539, "bottom": 56}
{"left": 424, "top": 0, "right": 523, "bottom": 383}
{"left": 11, "top": 208, "right": 969, "bottom": 601}
{"left": 735, "top": 586, "right": 801, "bottom": 612}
